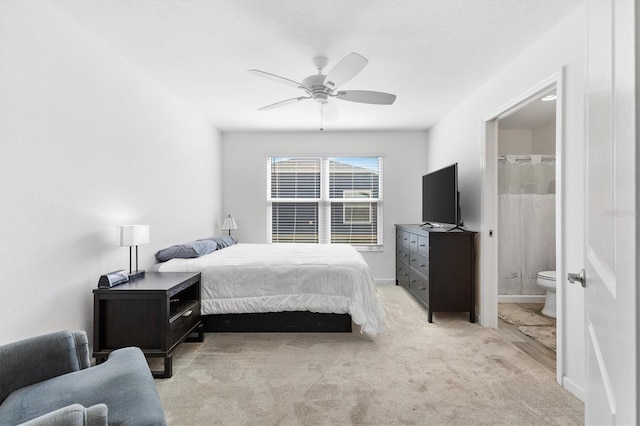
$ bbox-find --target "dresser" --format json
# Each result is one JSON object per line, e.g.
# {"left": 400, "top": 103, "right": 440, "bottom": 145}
{"left": 395, "top": 224, "right": 476, "bottom": 323}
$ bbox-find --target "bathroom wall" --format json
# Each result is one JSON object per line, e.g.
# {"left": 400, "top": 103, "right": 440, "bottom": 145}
{"left": 498, "top": 124, "right": 555, "bottom": 156}
{"left": 498, "top": 129, "right": 533, "bottom": 155}
{"left": 531, "top": 123, "right": 555, "bottom": 155}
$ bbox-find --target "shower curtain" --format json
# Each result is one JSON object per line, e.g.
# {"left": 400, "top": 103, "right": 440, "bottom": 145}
{"left": 498, "top": 155, "right": 556, "bottom": 295}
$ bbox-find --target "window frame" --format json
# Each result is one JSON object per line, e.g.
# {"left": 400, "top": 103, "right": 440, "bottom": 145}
{"left": 267, "top": 155, "right": 383, "bottom": 251}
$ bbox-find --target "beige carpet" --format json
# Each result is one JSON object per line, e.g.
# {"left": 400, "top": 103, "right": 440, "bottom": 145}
{"left": 155, "top": 286, "right": 583, "bottom": 425}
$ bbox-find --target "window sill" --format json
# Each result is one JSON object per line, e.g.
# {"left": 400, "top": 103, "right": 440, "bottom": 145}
{"left": 354, "top": 245, "right": 383, "bottom": 252}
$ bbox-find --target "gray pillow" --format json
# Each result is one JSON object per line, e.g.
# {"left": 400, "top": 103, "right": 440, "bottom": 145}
{"left": 208, "top": 236, "right": 237, "bottom": 248}
{"left": 155, "top": 239, "right": 217, "bottom": 262}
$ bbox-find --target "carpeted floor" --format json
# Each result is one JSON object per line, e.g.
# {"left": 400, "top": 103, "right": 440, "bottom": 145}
{"left": 155, "top": 285, "right": 583, "bottom": 425}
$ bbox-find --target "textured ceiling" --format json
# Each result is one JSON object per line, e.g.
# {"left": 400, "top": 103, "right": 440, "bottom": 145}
{"left": 51, "top": 0, "right": 582, "bottom": 132}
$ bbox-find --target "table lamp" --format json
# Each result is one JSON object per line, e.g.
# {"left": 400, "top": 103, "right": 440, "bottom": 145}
{"left": 119, "top": 225, "right": 150, "bottom": 280}
{"left": 221, "top": 214, "right": 238, "bottom": 236}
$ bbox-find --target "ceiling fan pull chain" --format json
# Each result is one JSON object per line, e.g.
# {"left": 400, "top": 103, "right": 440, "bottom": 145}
{"left": 320, "top": 104, "right": 324, "bottom": 131}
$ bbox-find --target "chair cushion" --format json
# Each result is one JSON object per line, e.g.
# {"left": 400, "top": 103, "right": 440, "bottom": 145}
{"left": 0, "top": 347, "right": 166, "bottom": 426}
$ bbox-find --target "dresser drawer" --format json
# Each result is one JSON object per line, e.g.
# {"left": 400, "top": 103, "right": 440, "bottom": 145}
{"left": 409, "top": 271, "right": 429, "bottom": 306}
{"left": 170, "top": 301, "right": 201, "bottom": 348}
{"left": 396, "top": 261, "right": 410, "bottom": 286}
{"left": 397, "top": 245, "right": 410, "bottom": 264}
{"left": 409, "top": 252, "right": 428, "bottom": 276}
{"left": 408, "top": 233, "right": 418, "bottom": 253}
{"left": 400, "top": 231, "right": 410, "bottom": 248}
{"left": 416, "top": 235, "right": 429, "bottom": 256}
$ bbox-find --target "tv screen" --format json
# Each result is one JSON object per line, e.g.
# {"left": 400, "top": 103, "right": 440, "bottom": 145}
{"left": 422, "top": 163, "right": 459, "bottom": 226}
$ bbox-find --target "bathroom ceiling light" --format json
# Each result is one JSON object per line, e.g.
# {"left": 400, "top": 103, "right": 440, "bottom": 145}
{"left": 541, "top": 94, "right": 557, "bottom": 102}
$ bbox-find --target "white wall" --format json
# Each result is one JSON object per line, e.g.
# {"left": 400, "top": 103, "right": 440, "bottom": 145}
{"left": 0, "top": 1, "right": 222, "bottom": 345}
{"left": 498, "top": 125, "right": 556, "bottom": 156}
{"left": 425, "top": 5, "right": 587, "bottom": 398}
{"left": 221, "top": 131, "right": 428, "bottom": 282}
{"left": 532, "top": 122, "right": 556, "bottom": 155}
{"left": 498, "top": 129, "right": 533, "bottom": 155}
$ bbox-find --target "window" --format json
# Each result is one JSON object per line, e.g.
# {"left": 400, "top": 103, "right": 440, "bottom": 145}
{"left": 343, "top": 190, "right": 372, "bottom": 225}
{"left": 267, "top": 156, "right": 383, "bottom": 250}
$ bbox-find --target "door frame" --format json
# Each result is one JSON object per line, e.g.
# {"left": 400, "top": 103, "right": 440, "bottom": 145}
{"left": 480, "top": 69, "right": 565, "bottom": 385}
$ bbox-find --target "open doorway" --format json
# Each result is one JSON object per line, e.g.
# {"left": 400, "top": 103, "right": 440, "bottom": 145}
{"left": 493, "top": 92, "right": 557, "bottom": 373}
{"left": 480, "top": 71, "right": 565, "bottom": 385}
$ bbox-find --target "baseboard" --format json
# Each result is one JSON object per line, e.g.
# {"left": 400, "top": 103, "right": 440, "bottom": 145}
{"left": 562, "top": 376, "right": 585, "bottom": 402}
{"left": 375, "top": 278, "right": 396, "bottom": 287}
{"left": 498, "top": 295, "right": 546, "bottom": 303}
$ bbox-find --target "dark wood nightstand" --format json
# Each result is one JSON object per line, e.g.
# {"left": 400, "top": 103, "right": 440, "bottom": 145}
{"left": 93, "top": 272, "right": 204, "bottom": 378}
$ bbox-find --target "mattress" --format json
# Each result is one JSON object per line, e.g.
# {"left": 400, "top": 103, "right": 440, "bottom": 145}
{"left": 156, "top": 243, "right": 385, "bottom": 336}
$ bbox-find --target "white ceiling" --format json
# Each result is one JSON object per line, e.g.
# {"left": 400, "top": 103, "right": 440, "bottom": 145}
{"left": 51, "top": 0, "right": 582, "bottom": 132}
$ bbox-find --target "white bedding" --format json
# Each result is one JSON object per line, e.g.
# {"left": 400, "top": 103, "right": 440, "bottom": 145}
{"left": 156, "top": 243, "right": 384, "bottom": 336}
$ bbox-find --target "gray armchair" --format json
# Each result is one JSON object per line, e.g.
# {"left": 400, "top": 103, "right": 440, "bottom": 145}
{"left": 0, "top": 330, "right": 166, "bottom": 425}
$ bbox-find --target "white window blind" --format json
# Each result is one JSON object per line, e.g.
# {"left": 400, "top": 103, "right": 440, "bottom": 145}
{"left": 267, "top": 156, "right": 383, "bottom": 250}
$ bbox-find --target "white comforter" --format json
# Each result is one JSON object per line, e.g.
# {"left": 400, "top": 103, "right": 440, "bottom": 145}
{"left": 156, "top": 243, "right": 384, "bottom": 336}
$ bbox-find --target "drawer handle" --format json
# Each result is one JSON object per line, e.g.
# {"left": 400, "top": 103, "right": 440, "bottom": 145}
{"left": 419, "top": 287, "right": 426, "bottom": 291}
{"left": 182, "top": 310, "right": 193, "bottom": 317}
{"left": 419, "top": 264, "right": 426, "bottom": 267}
{"left": 419, "top": 244, "right": 426, "bottom": 247}
{"left": 411, "top": 240, "right": 416, "bottom": 243}
{"left": 410, "top": 258, "right": 416, "bottom": 262}
{"left": 410, "top": 280, "right": 416, "bottom": 283}
{"left": 403, "top": 254, "right": 408, "bottom": 257}
{"left": 403, "top": 273, "right": 408, "bottom": 277}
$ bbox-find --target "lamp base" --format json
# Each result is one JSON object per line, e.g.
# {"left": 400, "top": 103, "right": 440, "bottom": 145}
{"left": 128, "top": 270, "right": 146, "bottom": 281}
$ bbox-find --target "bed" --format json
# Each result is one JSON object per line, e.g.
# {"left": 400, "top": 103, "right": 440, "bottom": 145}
{"left": 154, "top": 243, "right": 385, "bottom": 336}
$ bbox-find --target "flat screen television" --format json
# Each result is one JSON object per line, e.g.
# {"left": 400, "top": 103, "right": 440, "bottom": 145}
{"left": 421, "top": 163, "right": 461, "bottom": 228}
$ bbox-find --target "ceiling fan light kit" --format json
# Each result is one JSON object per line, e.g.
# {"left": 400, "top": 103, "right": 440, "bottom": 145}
{"left": 248, "top": 52, "right": 396, "bottom": 126}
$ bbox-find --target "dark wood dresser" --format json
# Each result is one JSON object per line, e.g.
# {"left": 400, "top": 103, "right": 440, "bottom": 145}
{"left": 395, "top": 224, "right": 476, "bottom": 323}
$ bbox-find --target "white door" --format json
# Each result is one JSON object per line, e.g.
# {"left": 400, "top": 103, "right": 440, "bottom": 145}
{"left": 583, "top": 0, "right": 637, "bottom": 424}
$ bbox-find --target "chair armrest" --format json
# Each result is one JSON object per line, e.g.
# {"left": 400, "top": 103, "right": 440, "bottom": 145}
{"left": 18, "top": 403, "right": 108, "bottom": 426}
{"left": 0, "top": 331, "right": 91, "bottom": 404}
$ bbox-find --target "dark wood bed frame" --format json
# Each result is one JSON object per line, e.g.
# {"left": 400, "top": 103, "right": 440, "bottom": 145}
{"left": 201, "top": 311, "right": 352, "bottom": 332}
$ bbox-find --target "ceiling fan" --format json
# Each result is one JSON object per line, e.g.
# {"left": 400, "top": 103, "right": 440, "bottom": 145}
{"left": 248, "top": 52, "right": 396, "bottom": 124}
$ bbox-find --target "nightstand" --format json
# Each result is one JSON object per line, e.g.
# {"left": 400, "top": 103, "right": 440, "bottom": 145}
{"left": 93, "top": 272, "right": 204, "bottom": 378}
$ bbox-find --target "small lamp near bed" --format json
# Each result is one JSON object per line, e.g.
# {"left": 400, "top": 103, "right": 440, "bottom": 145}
{"left": 221, "top": 214, "right": 238, "bottom": 236}
{"left": 119, "top": 224, "right": 149, "bottom": 281}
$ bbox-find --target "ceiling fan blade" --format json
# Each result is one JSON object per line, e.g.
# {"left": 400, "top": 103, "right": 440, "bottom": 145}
{"left": 248, "top": 69, "right": 308, "bottom": 90}
{"left": 258, "top": 96, "right": 309, "bottom": 111}
{"left": 336, "top": 90, "right": 396, "bottom": 105}
{"left": 324, "top": 52, "right": 368, "bottom": 88}
{"left": 319, "top": 101, "right": 338, "bottom": 122}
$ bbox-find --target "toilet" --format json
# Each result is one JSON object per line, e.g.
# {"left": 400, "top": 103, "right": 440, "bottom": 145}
{"left": 536, "top": 270, "right": 557, "bottom": 318}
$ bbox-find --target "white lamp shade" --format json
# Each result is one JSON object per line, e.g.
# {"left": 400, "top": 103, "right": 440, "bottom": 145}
{"left": 119, "top": 225, "right": 150, "bottom": 246}
{"left": 221, "top": 216, "right": 238, "bottom": 230}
